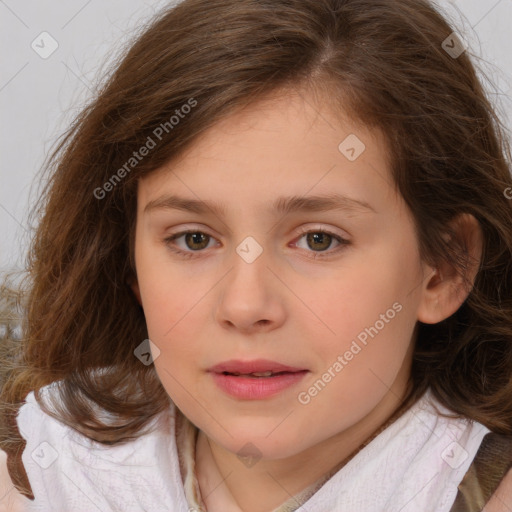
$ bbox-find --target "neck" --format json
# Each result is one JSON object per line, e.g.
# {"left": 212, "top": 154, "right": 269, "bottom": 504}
{"left": 195, "top": 377, "right": 415, "bottom": 512}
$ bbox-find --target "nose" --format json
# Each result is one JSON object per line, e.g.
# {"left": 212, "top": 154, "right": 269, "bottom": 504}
{"left": 213, "top": 245, "right": 286, "bottom": 335}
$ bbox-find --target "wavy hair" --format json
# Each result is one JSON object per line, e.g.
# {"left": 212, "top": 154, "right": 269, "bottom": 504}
{"left": 1, "top": 0, "right": 512, "bottom": 498}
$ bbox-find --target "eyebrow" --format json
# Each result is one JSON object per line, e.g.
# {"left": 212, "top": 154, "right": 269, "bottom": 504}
{"left": 144, "top": 193, "right": 376, "bottom": 216}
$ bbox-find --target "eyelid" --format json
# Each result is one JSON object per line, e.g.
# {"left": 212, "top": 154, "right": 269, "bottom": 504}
{"left": 163, "top": 223, "right": 351, "bottom": 260}
{"left": 294, "top": 224, "right": 350, "bottom": 240}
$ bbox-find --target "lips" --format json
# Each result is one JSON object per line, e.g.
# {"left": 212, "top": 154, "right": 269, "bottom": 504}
{"left": 208, "top": 359, "right": 309, "bottom": 399}
{"left": 208, "top": 359, "right": 306, "bottom": 376}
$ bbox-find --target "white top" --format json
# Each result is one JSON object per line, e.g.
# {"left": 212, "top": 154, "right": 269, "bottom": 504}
{"left": 16, "top": 383, "right": 490, "bottom": 512}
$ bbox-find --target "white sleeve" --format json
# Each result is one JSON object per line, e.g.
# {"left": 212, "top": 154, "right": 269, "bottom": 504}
{"left": 16, "top": 388, "right": 116, "bottom": 512}
{"left": 16, "top": 386, "right": 190, "bottom": 512}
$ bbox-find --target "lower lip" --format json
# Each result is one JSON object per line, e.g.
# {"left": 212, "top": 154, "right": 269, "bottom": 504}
{"left": 210, "top": 371, "right": 308, "bottom": 400}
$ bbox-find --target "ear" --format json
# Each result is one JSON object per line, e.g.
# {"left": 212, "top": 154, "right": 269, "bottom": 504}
{"left": 128, "top": 275, "right": 142, "bottom": 306}
{"left": 417, "top": 213, "right": 483, "bottom": 324}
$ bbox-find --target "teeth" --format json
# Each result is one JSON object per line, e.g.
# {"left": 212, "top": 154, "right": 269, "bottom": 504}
{"left": 226, "top": 371, "right": 274, "bottom": 377}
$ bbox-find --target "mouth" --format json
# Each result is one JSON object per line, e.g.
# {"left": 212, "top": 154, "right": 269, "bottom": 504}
{"left": 219, "top": 370, "right": 299, "bottom": 378}
{"left": 208, "top": 359, "right": 307, "bottom": 375}
{"left": 208, "top": 359, "right": 309, "bottom": 400}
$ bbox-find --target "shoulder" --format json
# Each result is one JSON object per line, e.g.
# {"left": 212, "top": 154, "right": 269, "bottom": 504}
{"left": 17, "top": 384, "right": 69, "bottom": 446}
{"left": 455, "top": 431, "right": 512, "bottom": 512}
{"left": 16, "top": 383, "right": 93, "bottom": 473}
{"left": 16, "top": 383, "right": 184, "bottom": 510}
{"left": 480, "top": 432, "right": 512, "bottom": 512}
{"left": 17, "top": 380, "right": 173, "bottom": 447}
{"left": 483, "top": 469, "right": 512, "bottom": 512}
{"left": 17, "top": 381, "right": 177, "bottom": 458}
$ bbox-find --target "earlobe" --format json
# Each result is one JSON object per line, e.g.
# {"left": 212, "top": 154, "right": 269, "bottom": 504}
{"left": 416, "top": 213, "right": 483, "bottom": 325}
{"left": 128, "top": 276, "right": 142, "bottom": 306}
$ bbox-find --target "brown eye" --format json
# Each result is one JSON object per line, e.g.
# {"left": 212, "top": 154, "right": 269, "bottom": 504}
{"left": 182, "top": 232, "right": 210, "bottom": 250}
{"left": 163, "top": 226, "right": 350, "bottom": 260}
{"left": 163, "top": 230, "right": 216, "bottom": 259}
{"left": 293, "top": 227, "right": 350, "bottom": 258}
{"left": 304, "top": 232, "right": 333, "bottom": 252}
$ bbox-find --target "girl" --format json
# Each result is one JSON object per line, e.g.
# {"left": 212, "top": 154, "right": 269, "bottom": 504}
{"left": 1, "top": 0, "right": 512, "bottom": 510}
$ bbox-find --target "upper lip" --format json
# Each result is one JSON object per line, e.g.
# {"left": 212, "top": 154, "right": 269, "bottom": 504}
{"left": 208, "top": 359, "right": 307, "bottom": 374}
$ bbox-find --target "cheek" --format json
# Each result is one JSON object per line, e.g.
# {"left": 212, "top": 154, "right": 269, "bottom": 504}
{"left": 301, "top": 258, "right": 409, "bottom": 347}
{"left": 135, "top": 250, "right": 212, "bottom": 378}
{"left": 141, "top": 280, "right": 202, "bottom": 353}
{"left": 139, "top": 270, "right": 207, "bottom": 401}
{"left": 299, "top": 246, "right": 420, "bottom": 396}
{"left": 135, "top": 237, "right": 193, "bottom": 333}
{"left": 298, "top": 281, "right": 415, "bottom": 433}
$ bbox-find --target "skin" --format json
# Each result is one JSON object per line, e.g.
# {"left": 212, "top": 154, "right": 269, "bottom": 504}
{"left": 131, "top": 87, "right": 483, "bottom": 512}
{"left": 0, "top": 450, "right": 31, "bottom": 511}
{"left": 483, "top": 469, "right": 512, "bottom": 512}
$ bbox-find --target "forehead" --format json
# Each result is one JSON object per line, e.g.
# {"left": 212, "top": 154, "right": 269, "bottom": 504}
{"left": 137, "top": 88, "right": 397, "bottom": 217}
{"left": 170, "top": 88, "right": 386, "bottom": 163}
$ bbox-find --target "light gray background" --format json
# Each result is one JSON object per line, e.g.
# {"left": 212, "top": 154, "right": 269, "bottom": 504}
{"left": 1, "top": 0, "right": 511, "bottom": 272}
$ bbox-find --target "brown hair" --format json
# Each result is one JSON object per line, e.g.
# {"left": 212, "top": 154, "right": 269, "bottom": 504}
{"left": 2, "top": 0, "right": 512, "bottom": 499}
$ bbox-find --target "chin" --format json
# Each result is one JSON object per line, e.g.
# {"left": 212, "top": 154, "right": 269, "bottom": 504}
{"left": 212, "top": 425, "right": 307, "bottom": 461}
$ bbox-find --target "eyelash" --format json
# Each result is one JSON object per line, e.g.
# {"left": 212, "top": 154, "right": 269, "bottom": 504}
{"left": 163, "top": 226, "right": 350, "bottom": 260}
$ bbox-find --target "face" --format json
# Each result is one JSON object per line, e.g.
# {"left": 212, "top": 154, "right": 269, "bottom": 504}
{"left": 133, "top": 88, "right": 433, "bottom": 460}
